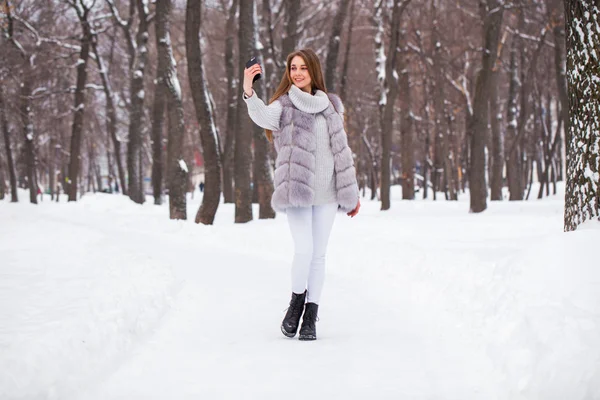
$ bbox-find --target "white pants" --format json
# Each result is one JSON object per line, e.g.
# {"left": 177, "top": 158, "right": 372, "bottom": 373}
{"left": 286, "top": 203, "right": 338, "bottom": 304}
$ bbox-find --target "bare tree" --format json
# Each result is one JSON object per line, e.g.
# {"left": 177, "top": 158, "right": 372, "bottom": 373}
{"left": 90, "top": 32, "right": 126, "bottom": 197}
{"left": 151, "top": 4, "right": 168, "bottom": 206}
{"left": 154, "top": 0, "right": 187, "bottom": 219}
{"left": 234, "top": 0, "right": 256, "bottom": 223}
{"left": 5, "top": 1, "right": 37, "bottom": 203}
{"left": 65, "top": 0, "right": 95, "bottom": 202}
{"left": 221, "top": 0, "right": 238, "bottom": 204}
{"left": 281, "top": 0, "right": 299, "bottom": 57}
{"left": 324, "top": 0, "right": 351, "bottom": 92}
{"left": 376, "top": 0, "right": 409, "bottom": 210}
{"left": 127, "top": 0, "right": 152, "bottom": 204}
{"left": 489, "top": 36, "right": 505, "bottom": 201}
{"left": 186, "top": 0, "right": 222, "bottom": 224}
{"left": 467, "top": 0, "right": 503, "bottom": 213}
{"left": 399, "top": 31, "right": 414, "bottom": 200}
{"left": 0, "top": 85, "right": 18, "bottom": 202}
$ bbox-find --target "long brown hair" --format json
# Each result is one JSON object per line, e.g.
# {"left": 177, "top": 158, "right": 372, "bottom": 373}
{"left": 265, "top": 49, "right": 328, "bottom": 142}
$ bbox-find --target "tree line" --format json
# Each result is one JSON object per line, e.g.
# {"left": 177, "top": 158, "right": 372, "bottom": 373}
{"left": 0, "top": 0, "right": 597, "bottom": 230}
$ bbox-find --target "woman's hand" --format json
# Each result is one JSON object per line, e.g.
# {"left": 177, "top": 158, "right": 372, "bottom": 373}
{"left": 243, "top": 64, "right": 261, "bottom": 97}
{"left": 347, "top": 199, "right": 361, "bottom": 218}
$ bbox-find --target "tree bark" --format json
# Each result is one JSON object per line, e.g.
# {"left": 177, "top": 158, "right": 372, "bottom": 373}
{"left": 0, "top": 85, "right": 18, "bottom": 202}
{"left": 563, "top": 0, "right": 600, "bottom": 231}
{"left": 431, "top": 0, "right": 444, "bottom": 198}
{"left": 90, "top": 33, "right": 127, "bottom": 196}
{"left": 248, "top": 2, "right": 275, "bottom": 219}
{"left": 505, "top": 36, "right": 522, "bottom": 200}
{"left": 399, "top": 36, "right": 414, "bottom": 200}
{"left": 325, "top": 0, "right": 352, "bottom": 92}
{"left": 67, "top": 3, "right": 93, "bottom": 202}
{"left": 235, "top": 0, "right": 255, "bottom": 223}
{"left": 151, "top": 7, "right": 169, "bottom": 206}
{"left": 489, "top": 69, "right": 504, "bottom": 200}
{"left": 127, "top": 0, "right": 151, "bottom": 204}
{"left": 282, "top": 0, "right": 299, "bottom": 58}
{"left": 156, "top": 0, "right": 187, "bottom": 219}
{"left": 222, "top": 0, "right": 238, "bottom": 204}
{"left": 339, "top": 0, "right": 355, "bottom": 103}
{"left": 186, "top": 0, "right": 223, "bottom": 224}
{"left": 377, "top": 0, "right": 405, "bottom": 210}
{"left": 467, "top": 0, "right": 503, "bottom": 213}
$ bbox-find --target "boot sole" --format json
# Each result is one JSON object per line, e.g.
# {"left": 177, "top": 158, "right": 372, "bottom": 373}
{"left": 298, "top": 334, "right": 316, "bottom": 341}
{"left": 281, "top": 325, "right": 297, "bottom": 338}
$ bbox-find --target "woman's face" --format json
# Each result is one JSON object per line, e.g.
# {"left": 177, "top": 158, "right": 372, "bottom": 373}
{"left": 290, "top": 56, "right": 312, "bottom": 93}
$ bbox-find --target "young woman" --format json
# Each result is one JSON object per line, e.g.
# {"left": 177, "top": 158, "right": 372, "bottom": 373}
{"left": 242, "top": 48, "right": 360, "bottom": 341}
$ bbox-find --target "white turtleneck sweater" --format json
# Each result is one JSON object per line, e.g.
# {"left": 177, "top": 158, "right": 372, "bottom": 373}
{"left": 244, "top": 85, "right": 337, "bottom": 206}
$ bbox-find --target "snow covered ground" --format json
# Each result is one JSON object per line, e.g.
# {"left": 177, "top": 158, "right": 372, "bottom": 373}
{"left": 1, "top": 184, "right": 599, "bottom": 400}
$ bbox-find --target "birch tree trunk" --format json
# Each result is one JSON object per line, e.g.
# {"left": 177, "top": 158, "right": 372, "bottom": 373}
{"left": 563, "top": 0, "right": 600, "bottom": 231}
{"left": 186, "top": 0, "right": 223, "bottom": 224}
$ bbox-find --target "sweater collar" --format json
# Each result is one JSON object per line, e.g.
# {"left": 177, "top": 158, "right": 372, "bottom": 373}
{"left": 288, "top": 84, "right": 329, "bottom": 114}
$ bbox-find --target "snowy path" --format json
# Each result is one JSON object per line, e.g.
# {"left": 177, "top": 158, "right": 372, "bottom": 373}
{"left": 80, "top": 226, "right": 496, "bottom": 400}
{"left": 2, "top": 188, "right": 599, "bottom": 400}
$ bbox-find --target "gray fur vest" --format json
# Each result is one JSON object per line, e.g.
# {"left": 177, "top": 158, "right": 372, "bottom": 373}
{"left": 271, "top": 92, "right": 359, "bottom": 213}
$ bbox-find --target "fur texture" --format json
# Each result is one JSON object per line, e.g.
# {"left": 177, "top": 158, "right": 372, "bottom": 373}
{"left": 272, "top": 92, "right": 359, "bottom": 213}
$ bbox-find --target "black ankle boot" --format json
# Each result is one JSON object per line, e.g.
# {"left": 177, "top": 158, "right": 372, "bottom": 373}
{"left": 298, "top": 302, "right": 318, "bottom": 341}
{"left": 281, "top": 290, "right": 307, "bottom": 337}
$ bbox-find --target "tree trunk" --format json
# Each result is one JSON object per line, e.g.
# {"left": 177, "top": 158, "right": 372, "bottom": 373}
{"left": 234, "top": 0, "right": 255, "bottom": 223}
{"left": 444, "top": 105, "right": 458, "bottom": 200}
{"left": 222, "top": 0, "right": 238, "bottom": 204}
{"left": 248, "top": 2, "right": 275, "bottom": 219}
{"left": 505, "top": 36, "right": 522, "bottom": 200}
{"left": 151, "top": 11, "right": 169, "bottom": 206}
{"left": 186, "top": 0, "right": 223, "bottom": 224}
{"left": 399, "top": 38, "right": 414, "bottom": 200}
{"left": 0, "top": 86, "right": 18, "bottom": 202}
{"left": 156, "top": 0, "right": 187, "bottom": 219}
{"left": 339, "top": 0, "right": 355, "bottom": 102}
{"left": 550, "top": 0, "right": 569, "bottom": 150}
{"left": 90, "top": 34, "right": 127, "bottom": 196}
{"left": 563, "top": 0, "right": 600, "bottom": 231}
{"left": 431, "top": 0, "right": 444, "bottom": 198}
{"left": 67, "top": 6, "right": 92, "bottom": 202}
{"left": 127, "top": 1, "right": 150, "bottom": 205}
{"left": 282, "top": 0, "right": 299, "bottom": 58}
{"left": 260, "top": 0, "right": 279, "bottom": 97}
{"left": 325, "top": 0, "right": 352, "bottom": 92}
{"left": 489, "top": 69, "right": 504, "bottom": 200}
{"left": 467, "top": 0, "right": 503, "bottom": 213}
{"left": 377, "top": 0, "right": 404, "bottom": 210}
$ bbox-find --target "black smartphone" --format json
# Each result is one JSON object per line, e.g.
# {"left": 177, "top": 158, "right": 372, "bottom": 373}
{"left": 245, "top": 56, "right": 261, "bottom": 83}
